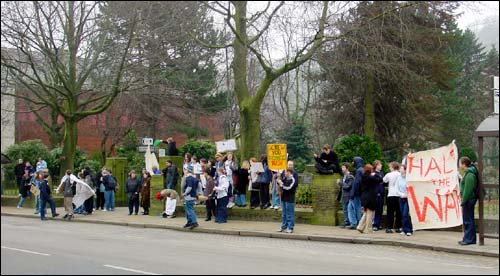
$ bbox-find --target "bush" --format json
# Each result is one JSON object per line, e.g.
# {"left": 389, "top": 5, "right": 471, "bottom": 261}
{"left": 47, "top": 147, "right": 88, "bottom": 178}
{"left": 179, "top": 140, "right": 216, "bottom": 160}
{"left": 293, "top": 157, "right": 308, "bottom": 173}
{"left": 459, "top": 147, "right": 477, "bottom": 163}
{"left": 334, "top": 134, "right": 386, "bottom": 172}
{"left": 3, "top": 140, "right": 51, "bottom": 183}
{"left": 117, "top": 151, "right": 145, "bottom": 175}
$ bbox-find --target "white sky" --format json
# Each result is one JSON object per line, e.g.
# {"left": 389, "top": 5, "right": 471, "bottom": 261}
{"left": 455, "top": 1, "right": 499, "bottom": 31}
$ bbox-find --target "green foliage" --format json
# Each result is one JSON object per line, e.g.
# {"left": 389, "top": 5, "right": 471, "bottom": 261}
{"left": 200, "top": 91, "right": 228, "bottom": 113}
{"left": 460, "top": 147, "right": 478, "bottom": 163}
{"left": 78, "top": 159, "right": 102, "bottom": 175}
{"left": 334, "top": 134, "right": 386, "bottom": 171}
{"left": 122, "top": 129, "right": 139, "bottom": 152}
{"left": 3, "top": 140, "right": 51, "bottom": 183}
{"left": 295, "top": 184, "right": 312, "bottom": 206}
{"left": 179, "top": 140, "right": 216, "bottom": 160}
{"left": 117, "top": 151, "right": 145, "bottom": 175}
{"left": 293, "top": 157, "right": 308, "bottom": 173}
{"left": 280, "top": 114, "right": 312, "bottom": 166}
{"left": 47, "top": 147, "right": 87, "bottom": 178}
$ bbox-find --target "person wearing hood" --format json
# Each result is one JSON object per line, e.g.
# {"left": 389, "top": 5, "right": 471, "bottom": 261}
{"left": 458, "top": 157, "right": 478, "bottom": 245}
{"left": 348, "top": 157, "right": 364, "bottom": 229}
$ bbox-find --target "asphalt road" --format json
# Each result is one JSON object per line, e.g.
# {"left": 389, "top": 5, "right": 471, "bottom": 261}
{"left": 1, "top": 216, "right": 498, "bottom": 275}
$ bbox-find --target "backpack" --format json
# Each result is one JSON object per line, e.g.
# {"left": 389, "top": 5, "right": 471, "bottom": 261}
{"left": 471, "top": 165, "right": 484, "bottom": 200}
{"left": 106, "top": 175, "right": 116, "bottom": 190}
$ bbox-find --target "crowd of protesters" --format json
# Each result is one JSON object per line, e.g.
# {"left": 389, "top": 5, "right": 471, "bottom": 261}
{"left": 12, "top": 147, "right": 478, "bottom": 244}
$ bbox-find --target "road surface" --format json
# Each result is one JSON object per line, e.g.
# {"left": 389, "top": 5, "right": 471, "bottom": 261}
{"left": 1, "top": 216, "right": 498, "bottom": 275}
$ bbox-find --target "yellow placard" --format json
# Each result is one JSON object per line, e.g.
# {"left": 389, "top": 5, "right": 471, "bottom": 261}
{"left": 267, "top": 144, "right": 287, "bottom": 170}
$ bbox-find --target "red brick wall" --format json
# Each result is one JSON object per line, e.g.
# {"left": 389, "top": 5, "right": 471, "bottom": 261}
{"left": 16, "top": 99, "right": 225, "bottom": 154}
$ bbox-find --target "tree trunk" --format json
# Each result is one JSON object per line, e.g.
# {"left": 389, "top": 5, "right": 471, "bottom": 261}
{"left": 364, "top": 71, "right": 376, "bottom": 138}
{"left": 60, "top": 118, "right": 78, "bottom": 177}
{"left": 239, "top": 102, "right": 261, "bottom": 160}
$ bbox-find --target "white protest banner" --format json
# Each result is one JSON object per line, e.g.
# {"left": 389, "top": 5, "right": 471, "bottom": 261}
{"left": 406, "top": 141, "right": 462, "bottom": 230}
{"left": 72, "top": 178, "right": 96, "bottom": 208}
{"left": 215, "top": 139, "right": 237, "bottom": 153}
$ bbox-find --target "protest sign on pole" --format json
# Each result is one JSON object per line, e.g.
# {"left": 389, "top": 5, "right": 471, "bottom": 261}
{"left": 406, "top": 141, "right": 462, "bottom": 230}
{"left": 267, "top": 144, "right": 287, "bottom": 170}
{"left": 216, "top": 139, "right": 237, "bottom": 153}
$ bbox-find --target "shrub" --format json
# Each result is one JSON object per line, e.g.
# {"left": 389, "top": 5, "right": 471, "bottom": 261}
{"left": 47, "top": 146, "right": 87, "bottom": 178}
{"left": 3, "top": 140, "right": 51, "bottom": 183}
{"left": 459, "top": 147, "right": 477, "bottom": 163}
{"left": 334, "top": 134, "right": 386, "bottom": 172}
{"left": 179, "top": 140, "right": 216, "bottom": 160}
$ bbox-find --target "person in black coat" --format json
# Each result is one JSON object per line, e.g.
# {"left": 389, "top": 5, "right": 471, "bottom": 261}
{"left": 357, "top": 164, "right": 382, "bottom": 233}
{"left": 313, "top": 144, "right": 340, "bottom": 174}
{"left": 160, "top": 137, "right": 179, "bottom": 156}
{"left": 14, "top": 159, "right": 26, "bottom": 191}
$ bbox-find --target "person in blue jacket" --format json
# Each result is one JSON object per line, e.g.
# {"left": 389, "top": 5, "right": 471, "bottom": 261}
{"left": 39, "top": 173, "right": 59, "bottom": 220}
{"left": 348, "top": 157, "right": 364, "bottom": 229}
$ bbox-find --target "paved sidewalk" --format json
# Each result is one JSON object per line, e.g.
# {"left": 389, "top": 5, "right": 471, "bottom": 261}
{"left": 1, "top": 206, "right": 498, "bottom": 258}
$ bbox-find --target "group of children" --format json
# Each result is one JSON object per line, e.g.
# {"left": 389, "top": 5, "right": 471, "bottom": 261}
{"left": 176, "top": 152, "right": 299, "bottom": 233}
{"left": 338, "top": 158, "right": 413, "bottom": 236}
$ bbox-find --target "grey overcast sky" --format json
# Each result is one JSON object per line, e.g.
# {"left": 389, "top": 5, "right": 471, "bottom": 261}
{"left": 456, "top": 1, "right": 499, "bottom": 31}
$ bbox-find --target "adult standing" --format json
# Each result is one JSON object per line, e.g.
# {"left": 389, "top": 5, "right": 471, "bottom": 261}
{"left": 102, "top": 170, "right": 117, "bottom": 212}
{"left": 14, "top": 159, "right": 25, "bottom": 189}
{"left": 383, "top": 162, "right": 402, "bottom": 233}
{"left": 16, "top": 170, "right": 30, "bottom": 208}
{"left": 313, "top": 144, "right": 340, "bottom": 174}
{"left": 213, "top": 167, "right": 229, "bottom": 223}
{"left": 235, "top": 161, "right": 250, "bottom": 207}
{"left": 372, "top": 160, "right": 385, "bottom": 231}
{"left": 14, "top": 159, "right": 25, "bottom": 205}
{"left": 125, "top": 170, "right": 141, "bottom": 215}
{"left": 182, "top": 165, "right": 199, "bottom": 229}
{"left": 339, "top": 163, "right": 354, "bottom": 228}
{"left": 257, "top": 155, "right": 272, "bottom": 210}
{"left": 397, "top": 164, "right": 413, "bottom": 236}
{"left": 348, "top": 157, "right": 364, "bottom": 229}
{"left": 357, "top": 164, "right": 382, "bottom": 233}
{"left": 249, "top": 157, "right": 261, "bottom": 209}
{"left": 95, "top": 168, "right": 106, "bottom": 211}
{"left": 458, "top": 157, "right": 478, "bottom": 245}
{"left": 82, "top": 167, "right": 94, "bottom": 215}
{"left": 140, "top": 171, "right": 151, "bottom": 215}
{"left": 163, "top": 160, "right": 179, "bottom": 189}
{"left": 58, "top": 170, "right": 76, "bottom": 220}
{"left": 204, "top": 169, "right": 216, "bottom": 221}
{"left": 224, "top": 152, "right": 238, "bottom": 208}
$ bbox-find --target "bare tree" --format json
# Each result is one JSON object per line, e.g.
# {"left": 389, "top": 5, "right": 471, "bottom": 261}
{"left": 192, "top": 1, "right": 416, "bottom": 160}
{"left": 1, "top": 1, "right": 137, "bottom": 175}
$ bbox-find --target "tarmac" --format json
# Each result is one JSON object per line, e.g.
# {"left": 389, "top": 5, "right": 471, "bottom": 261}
{"left": 1, "top": 206, "right": 498, "bottom": 258}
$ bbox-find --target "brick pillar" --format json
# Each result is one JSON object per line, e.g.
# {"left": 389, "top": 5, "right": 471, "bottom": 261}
{"left": 310, "top": 171, "right": 341, "bottom": 226}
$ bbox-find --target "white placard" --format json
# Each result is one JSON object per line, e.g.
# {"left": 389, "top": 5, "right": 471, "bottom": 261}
{"left": 159, "top": 149, "right": 165, "bottom": 157}
{"left": 250, "top": 161, "right": 264, "bottom": 174}
{"left": 215, "top": 139, "right": 237, "bottom": 153}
